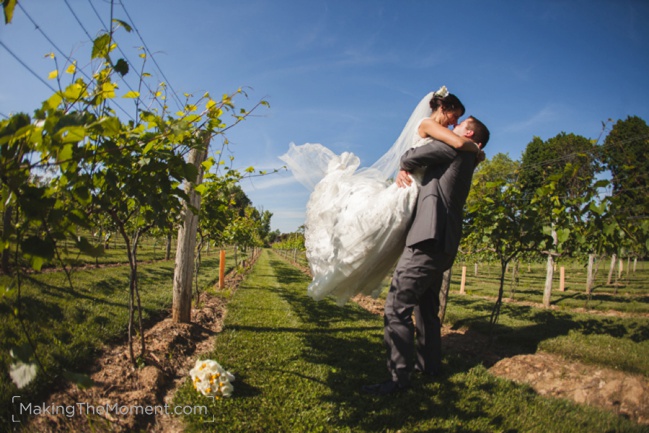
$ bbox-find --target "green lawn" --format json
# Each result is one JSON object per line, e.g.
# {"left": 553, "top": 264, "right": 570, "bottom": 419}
{"left": 174, "top": 250, "right": 647, "bottom": 432}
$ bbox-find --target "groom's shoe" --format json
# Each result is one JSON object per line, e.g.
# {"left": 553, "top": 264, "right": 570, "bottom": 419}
{"left": 413, "top": 367, "right": 443, "bottom": 381}
{"left": 361, "top": 380, "right": 408, "bottom": 396}
{"left": 414, "top": 365, "right": 443, "bottom": 378}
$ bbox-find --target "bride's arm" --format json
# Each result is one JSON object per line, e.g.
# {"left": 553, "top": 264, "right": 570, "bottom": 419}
{"left": 418, "top": 119, "right": 480, "bottom": 152}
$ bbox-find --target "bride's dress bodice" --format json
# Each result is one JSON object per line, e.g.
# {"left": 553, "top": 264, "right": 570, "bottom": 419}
{"left": 283, "top": 121, "right": 433, "bottom": 305}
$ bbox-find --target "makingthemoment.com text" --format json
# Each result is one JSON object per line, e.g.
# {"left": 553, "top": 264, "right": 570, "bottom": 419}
{"left": 15, "top": 399, "right": 209, "bottom": 420}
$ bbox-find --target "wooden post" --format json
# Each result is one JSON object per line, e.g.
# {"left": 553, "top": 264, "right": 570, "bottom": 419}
{"left": 543, "top": 228, "right": 558, "bottom": 309}
{"left": 559, "top": 267, "right": 565, "bottom": 292}
{"left": 607, "top": 254, "right": 617, "bottom": 285}
{"left": 618, "top": 258, "right": 624, "bottom": 281}
{"left": 460, "top": 266, "right": 467, "bottom": 295}
{"left": 542, "top": 254, "right": 554, "bottom": 308}
{"left": 165, "top": 232, "right": 172, "bottom": 260}
{"left": 219, "top": 249, "right": 226, "bottom": 289}
{"left": 509, "top": 260, "right": 519, "bottom": 300}
{"left": 474, "top": 262, "right": 478, "bottom": 277}
{"left": 172, "top": 137, "right": 209, "bottom": 323}
{"left": 586, "top": 254, "right": 594, "bottom": 294}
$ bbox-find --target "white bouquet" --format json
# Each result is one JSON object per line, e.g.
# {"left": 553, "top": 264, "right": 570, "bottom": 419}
{"left": 189, "top": 359, "right": 235, "bottom": 398}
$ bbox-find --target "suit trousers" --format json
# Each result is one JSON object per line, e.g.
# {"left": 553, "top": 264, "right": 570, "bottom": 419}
{"left": 384, "top": 239, "right": 453, "bottom": 385}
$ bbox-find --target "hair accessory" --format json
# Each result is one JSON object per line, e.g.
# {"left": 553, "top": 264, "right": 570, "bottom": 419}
{"left": 434, "top": 85, "right": 449, "bottom": 98}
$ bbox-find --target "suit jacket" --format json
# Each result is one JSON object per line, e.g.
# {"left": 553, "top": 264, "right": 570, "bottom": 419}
{"left": 400, "top": 139, "right": 476, "bottom": 262}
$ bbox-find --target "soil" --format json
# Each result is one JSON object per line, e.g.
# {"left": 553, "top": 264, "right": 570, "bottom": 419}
{"left": 22, "top": 268, "right": 248, "bottom": 433}
{"left": 20, "top": 255, "right": 649, "bottom": 431}
{"left": 490, "top": 352, "right": 649, "bottom": 425}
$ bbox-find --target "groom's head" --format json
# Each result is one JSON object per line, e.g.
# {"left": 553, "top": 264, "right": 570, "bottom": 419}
{"left": 453, "top": 116, "right": 490, "bottom": 148}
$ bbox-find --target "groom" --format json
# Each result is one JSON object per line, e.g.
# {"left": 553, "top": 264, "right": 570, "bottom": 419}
{"left": 363, "top": 115, "right": 490, "bottom": 395}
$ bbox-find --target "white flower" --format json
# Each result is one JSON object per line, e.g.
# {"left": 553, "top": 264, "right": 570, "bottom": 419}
{"left": 220, "top": 381, "right": 234, "bottom": 397}
{"left": 434, "top": 85, "right": 449, "bottom": 98}
{"left": 189, "top": 359, "right": 235, "bottom": 398}
{"left": 9, "top": 361, "right": 38, "bottom": 389}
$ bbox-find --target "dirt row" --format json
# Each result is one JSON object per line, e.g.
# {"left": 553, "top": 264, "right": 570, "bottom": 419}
{"left": 22, "top": 266, "right": 250, "bottom": 433}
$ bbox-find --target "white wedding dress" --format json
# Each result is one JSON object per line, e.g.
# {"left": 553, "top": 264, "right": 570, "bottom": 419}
{"left": 280, "top": 92, "right": 435, "bottom": 305}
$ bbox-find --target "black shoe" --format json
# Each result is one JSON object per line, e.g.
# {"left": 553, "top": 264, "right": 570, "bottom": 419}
{"left": 361, "top": 380, "right": 408, "bottom": 396}
{"left": 413, "top": 367, "right": 443, "bottom": 378}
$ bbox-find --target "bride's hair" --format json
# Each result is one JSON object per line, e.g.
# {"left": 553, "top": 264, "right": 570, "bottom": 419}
{"left": 430, "top": 93, "right": 465, "bottom": 116}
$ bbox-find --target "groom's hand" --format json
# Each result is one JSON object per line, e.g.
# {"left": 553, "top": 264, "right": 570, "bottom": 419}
{"left": 396, "top": 170, "right": 412, "bottom": 188}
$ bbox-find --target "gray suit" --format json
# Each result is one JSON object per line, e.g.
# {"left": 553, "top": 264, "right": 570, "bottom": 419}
{"left": 384, "top": 139, "right": 476, "bottom": 385}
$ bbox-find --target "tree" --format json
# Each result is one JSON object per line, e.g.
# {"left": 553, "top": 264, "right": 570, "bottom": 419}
{"left": 519, "top": 133, "right": 600, "bottom": 306}
{"left": 0, "top": 45, "right": 175, "bottom": 373}
{"left": 197, "top": 170, "right": 243, "bottom": 247}
{"left": 272, "top": 230, "right": 306, "bottom": 264}
{"left": 519, "top": 133, "right": 600, "bottom": 202}
{"left": 170, "top": 91, "right": 268, "bottom": 324}
{"left": 0, "top": 18, "right": 268, "bottom": 374}
{"left": 226, "top": 207, "right": 264, "bottom": 259}
{"left": 600, "top": 116, "right": 649, "bottom": 257}
{"left": 258, "top": 209, "right": 274, "bottom": 246}
{"left": 187, "top": 162, "right": 243, "bottom": 304}
{"left": 0, "top": 113, "right": 31, "bottom": 275}
{"left": 462, "top": 154, "right": 538, "bottom": 334}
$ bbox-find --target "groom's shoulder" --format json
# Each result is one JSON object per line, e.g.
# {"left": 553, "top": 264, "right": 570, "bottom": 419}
{"left": 427, "top": 139, "right": 460, "bottom": 155}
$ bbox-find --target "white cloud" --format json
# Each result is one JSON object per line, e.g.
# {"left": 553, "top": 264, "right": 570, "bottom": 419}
{"left": 241, "top": 174, "right": 297, "bottom": 192}
{"left": 503, "top": 105, "right": 560, "bottom": 133}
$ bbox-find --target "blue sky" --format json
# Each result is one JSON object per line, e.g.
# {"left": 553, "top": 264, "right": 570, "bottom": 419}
{"left": 1, "top": 0, "right": 648, "bottom": 233}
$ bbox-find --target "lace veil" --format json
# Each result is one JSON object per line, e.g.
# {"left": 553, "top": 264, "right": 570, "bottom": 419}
{"left": 280, "top": 91, "right": 434, "bottom": 189}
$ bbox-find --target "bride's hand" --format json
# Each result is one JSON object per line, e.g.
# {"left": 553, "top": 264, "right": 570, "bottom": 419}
{"left": 396, "top": 170, "right": 412, "bottom": 188}
{"left": 476, "top": 149, "right": 486, "bottom": 164}
{"left": 464, "top": 140, "right": 481, "bottom": 153}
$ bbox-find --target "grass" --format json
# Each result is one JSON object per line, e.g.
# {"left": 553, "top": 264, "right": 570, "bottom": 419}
{"left": 1, "top": 247, "right": 647, "bottom": 431}
{"left": 454, "top": 259, "right": 649, "bottom": 314}
{"left": 7, "top": 234, "right": 180, "bottom": 271}
{"left": 540, "top": 332, "right": 649, "bottom": 375}
{"left": 275, "top": 251, "right": 649, "bottom": 376}
{"left": 445, "top": 295, "right": 649, "bottom": 375}
{"left": 174, "top": 250, "right": 647, "bottom": 432}
{"left": 0, "top": 247, "right": 240, "bottom": 428}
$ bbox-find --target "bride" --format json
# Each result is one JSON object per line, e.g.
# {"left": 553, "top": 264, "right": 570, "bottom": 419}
{"left": 280, "top": 86, "right": 480, "bottom": 305}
